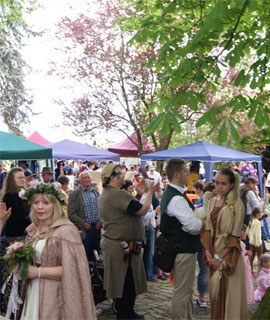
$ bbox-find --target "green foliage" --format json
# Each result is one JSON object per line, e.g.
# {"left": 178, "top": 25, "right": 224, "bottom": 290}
{"left": 0, "top": 0, "right": 38, "bottom": 135}
{"left": 24, "top": 182, "right": 66, "bottom": 206}
{"left": 119, "top": 0, "right": 270, "bottom": 145}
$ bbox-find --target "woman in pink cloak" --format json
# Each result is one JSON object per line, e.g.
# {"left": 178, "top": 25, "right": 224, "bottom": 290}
{"left": 21, "top": 183, "right": 96, "bottom": 320}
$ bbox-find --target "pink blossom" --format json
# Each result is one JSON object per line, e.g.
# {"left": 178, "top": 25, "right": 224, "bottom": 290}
{"left": 18, "top": 189, "right": 26, "bottom": 200}
{"left": 6, "top": 242, "right": 24, "bottom": 254}
{"left": 53, "top": 182, "right": 62, "bottom": 191}
{"left": 28, "top": 180, "right": 40, "bottom": 189}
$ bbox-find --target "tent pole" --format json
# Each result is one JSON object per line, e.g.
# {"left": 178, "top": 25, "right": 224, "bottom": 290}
{"left": 50, "top": 159, "right": 55, "bottom": 180}
{"left": 257, "top": 161, "right": 264, "bottom": 198}
{"left": 204, "top": 162, "right": 215, "bottom": 182}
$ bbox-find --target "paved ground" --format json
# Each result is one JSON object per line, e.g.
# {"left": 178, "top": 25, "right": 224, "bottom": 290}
{"left": 97, "top": 243, "right": 270, "bottom": 320}
{"left": 97, "top": 277, "right": 258, "bottom": 320}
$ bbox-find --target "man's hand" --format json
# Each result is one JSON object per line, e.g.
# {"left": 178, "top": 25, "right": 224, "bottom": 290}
{"left": 135, "top": 179, "right": 146, "bottom": 195}
{"left": 84, "top": 221, "right": 91, "bottom": 231}
{"left": 148, "top": 181, "right": 160, "bottom": 194}
{"left": 95, "top": 221, "right": 102, "bottom": 230}
{"left": 155, "top": 205, "right": 161, "bottom": 215}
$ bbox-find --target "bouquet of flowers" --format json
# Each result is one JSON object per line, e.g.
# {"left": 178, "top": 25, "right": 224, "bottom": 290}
{"left": 1, "top": 241, "right": 35, "bottom": 318}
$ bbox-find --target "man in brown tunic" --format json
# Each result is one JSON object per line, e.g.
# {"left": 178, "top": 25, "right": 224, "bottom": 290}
{"left": 99, "top": 164, "right": 159, "bottom": 320}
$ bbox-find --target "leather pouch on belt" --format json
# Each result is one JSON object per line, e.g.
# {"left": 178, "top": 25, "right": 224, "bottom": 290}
{"left": 129, "top": 241, "right": 142, "bottom": 254}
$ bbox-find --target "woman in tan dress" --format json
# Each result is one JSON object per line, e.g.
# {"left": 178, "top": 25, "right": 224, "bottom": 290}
{"left": 201, "top": 168, "right": 248, "bottom": 319}
{"left": 21, "top": 183, "right": 96, "bottom": 320}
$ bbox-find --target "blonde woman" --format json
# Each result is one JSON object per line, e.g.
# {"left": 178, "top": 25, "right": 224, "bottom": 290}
{"left": 201, "top": 168, "right": 248, "bottom": 320}
{"left": 21, "top": 183, "right": 96, "bottom": 320}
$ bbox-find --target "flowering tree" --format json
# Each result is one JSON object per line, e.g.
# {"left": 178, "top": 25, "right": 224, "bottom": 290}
{"left": 52, "top": 0, "right": 201, "bottom": 153}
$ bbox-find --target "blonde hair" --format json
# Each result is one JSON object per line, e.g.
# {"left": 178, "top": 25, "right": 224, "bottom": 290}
{"left": 30, "top": 193, "right": 68, "bottom": 226}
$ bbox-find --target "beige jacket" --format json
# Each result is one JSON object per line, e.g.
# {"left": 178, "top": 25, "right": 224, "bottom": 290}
{"left": 248, "top": 219, "right": 262, "bottom": 247}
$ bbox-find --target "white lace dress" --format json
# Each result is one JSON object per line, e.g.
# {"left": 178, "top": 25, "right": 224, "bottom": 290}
{"left": 21, "top": 239, "right": 46, "bottom": 320}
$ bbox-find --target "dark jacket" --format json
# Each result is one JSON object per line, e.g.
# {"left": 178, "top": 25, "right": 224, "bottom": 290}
{"left": 3, "top": 193, "right": 30, "bottom": 238}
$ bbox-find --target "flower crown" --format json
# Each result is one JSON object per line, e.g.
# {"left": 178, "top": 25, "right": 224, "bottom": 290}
{"left": 23, "top": 182, "right": 65, "bottom": 206}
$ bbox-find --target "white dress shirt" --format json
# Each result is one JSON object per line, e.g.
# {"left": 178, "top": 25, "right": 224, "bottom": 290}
{"left": 140, "top": 193, "right": 156, "bottom": 228}
{"left": 166, "top": 183, "right": 202, "bottom": 235}
{"left": 266, "top": 173, "right": 270, "bottom": 188}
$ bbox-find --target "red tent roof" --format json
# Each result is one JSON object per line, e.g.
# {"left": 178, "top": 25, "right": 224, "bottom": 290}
{"left": 27, "top": 131, "right": 51, "bottom": 146}
{"left": 108, "top": 133, "right": 154, "bottom": 157}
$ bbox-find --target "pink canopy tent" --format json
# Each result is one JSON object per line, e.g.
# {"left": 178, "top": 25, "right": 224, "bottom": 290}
{"left": 108, "top": 132, "right": 154, "bottom": 157}
{"left": 27, "top": 131, "right": 51, "bottom": 146}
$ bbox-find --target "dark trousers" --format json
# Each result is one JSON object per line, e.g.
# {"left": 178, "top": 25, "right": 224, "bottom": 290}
{"left": 250, "top": 244, "right": 263, "bottom": 272}
{"left": 83, "top": 228, "right": 101, "bottom": 261}
{"left": 115, "top": 266, "right": 136, "bottom": 319}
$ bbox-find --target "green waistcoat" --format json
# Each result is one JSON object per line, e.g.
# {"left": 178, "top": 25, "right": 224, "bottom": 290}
{"left": 160, "top": 185, "right": 200, "bottom": 253}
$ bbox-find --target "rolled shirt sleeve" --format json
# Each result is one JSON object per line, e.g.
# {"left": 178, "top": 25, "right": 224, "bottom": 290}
{"left": 167, "top": 195, "right": 202, "bottom": 235}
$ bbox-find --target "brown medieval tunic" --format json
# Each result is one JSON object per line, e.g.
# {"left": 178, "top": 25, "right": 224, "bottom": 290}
{"left": 201, "top": 198, "right": 248, "bottom": 320}
{"left": 25, "top": 219, "right": 96, "bottom": 320}
{"left": 99, "top": 186, "right": 147, "bottom": 298}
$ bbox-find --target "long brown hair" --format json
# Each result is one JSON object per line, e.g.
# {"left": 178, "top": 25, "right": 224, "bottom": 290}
{"left": 1, "top": 167, "right": 24, "bottom": 199}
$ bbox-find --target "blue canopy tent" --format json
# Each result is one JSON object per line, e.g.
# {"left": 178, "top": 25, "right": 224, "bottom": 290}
{"left": 48, "top": 139, "right": 120, "bottom": 162}
{"left": 141, "top": 141, "right": 263, "bottom": 196}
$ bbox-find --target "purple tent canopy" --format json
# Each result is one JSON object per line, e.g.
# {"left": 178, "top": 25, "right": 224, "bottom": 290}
{"left": 48, "top": 139, "right": 120, "bottom": 161}
{"left": 108, "top": 133, "right": 154, "bottom": 157}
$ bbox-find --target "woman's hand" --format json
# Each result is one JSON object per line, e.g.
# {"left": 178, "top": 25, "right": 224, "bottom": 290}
{"left": 205, "top": 250, "right": 213, "bottom": 265}
{"left": 27, "top": 265, "right": 38, "bottom": 279}
{"left": 211, "top": 258, "right": 221, "bottom": 270}
{"left": 0, "top": 202, "right": 11, "bottom": 222}
{"left": 0, "top": 203, "right": 11, "bottom": 234}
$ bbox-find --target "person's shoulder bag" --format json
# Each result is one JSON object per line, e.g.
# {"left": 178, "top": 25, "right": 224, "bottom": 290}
{"left": 153, "top": 233, "right": 179, "bottom": 272}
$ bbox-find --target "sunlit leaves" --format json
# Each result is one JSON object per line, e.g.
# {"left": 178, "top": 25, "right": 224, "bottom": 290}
{"left": 120, "top": 0, "right": 270, "bottom": 145}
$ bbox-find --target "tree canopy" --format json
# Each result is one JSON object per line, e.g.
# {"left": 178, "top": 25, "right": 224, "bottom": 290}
{"left": 0, "top": 0, "right": 37, "bottom": 135}
{"left": 53, "top": 0, "right": 198, "bottom": 154}
{"left": 119, "top": 0, "right": 270, "bottom": 147}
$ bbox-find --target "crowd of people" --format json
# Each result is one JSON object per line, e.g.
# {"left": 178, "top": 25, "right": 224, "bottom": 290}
{"left": 0, "top": 158, "right": 270, "bottom": 319}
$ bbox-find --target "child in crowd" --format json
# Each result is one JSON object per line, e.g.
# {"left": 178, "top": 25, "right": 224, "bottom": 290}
{"left": 186, "top": 165, "right": 199, "bottom": 193}
{"left": 193, "top": 182, "right": 204, "bottom": 207}
{"left": 248, "top": 207, "right": 263, "bottom": 275}
{"left": 254, "top": 253, "right": 270, "bottom": 302}
{"left": 240, "top": 224, "right": 255, "bottom": 303}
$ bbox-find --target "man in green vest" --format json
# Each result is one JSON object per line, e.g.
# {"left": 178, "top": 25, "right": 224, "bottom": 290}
{"left": 99, "top": 163, "right": 159, "bottom": 320}
{"left": 160, "top": 158, "right": 205, "bottom": 320}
